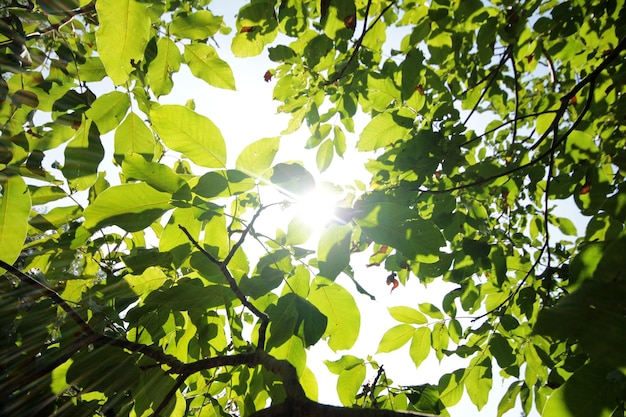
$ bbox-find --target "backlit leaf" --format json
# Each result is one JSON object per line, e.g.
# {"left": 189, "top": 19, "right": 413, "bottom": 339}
{"left": 358, "top": 110, "right": 413, "bottom": 151}
{"left": 85, "top": 90, "right": 130, "bottom": 134}
{"left": 236, "top": 137, "right": 280, "bottom": 177}
{"left": 0, "top": 175, "right": 30, "bottom": 274}
{"left": 151, "top": 104, "right": 227, "bottom": 168}
{"left": 171, "top": 11, "right": 222, "bottom": 40}
{"left": 317, "top": 223, "right": 351, "bottom": 281}
{"left": 114, "top": 112, "right": 155, "bottom": 164}
{"left": 388, "top": 306, "right": 428, "bottom": 324}
{"left": 410, "top": 327, "right": 431, "bottom": 368}
{"left": 377, "top": 324, "right": 415, "bottom": 353}
{"left": 184, "top": 44, "right": 236, "bottom": 90}
{"left": 309, "top": 282, "right": 359, "bottom": 351}
{"left": 62, "top": 120, "right": 104, "bottom": 191}
{"left": 337, "top": 364, "right": 365, "bottom": 406}
{"left": 83, "top": 182, "right": 172, "bottom": 232}
{"left": 96, "top": 0, "right": 151, "bottom": 85}
{"left": 148, "top": 37, "right": 181, "bottom": 98}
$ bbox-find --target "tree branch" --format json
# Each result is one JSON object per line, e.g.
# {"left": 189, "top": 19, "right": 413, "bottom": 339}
{"left": 463, "top": 45, "right": 513, "bottom": 125}
{"left": 327, "top": 0, "right": 396, "bottom": 85}
{"left": 419, "top": 36, "right": 626, "bottom": 195}
{"left": 25, "top": 1, "right": 96, "bottom": 40}
{"left": 179, "top": 220, "right": 270, "bottom": 350}
{"left": 249, "top": 398, "right": 441, "bottom": 417}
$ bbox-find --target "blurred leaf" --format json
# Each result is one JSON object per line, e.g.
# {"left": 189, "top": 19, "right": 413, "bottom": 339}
{"left": 0, "top": 175, "right": 30, "bottom": 274}
{"left": 542, "top": 362, "right": 621, "bottom": 417}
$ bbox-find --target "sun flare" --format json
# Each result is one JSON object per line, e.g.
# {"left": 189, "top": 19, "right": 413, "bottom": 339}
{"left": 293, "top": 187, "right": 341, "bottom": 230}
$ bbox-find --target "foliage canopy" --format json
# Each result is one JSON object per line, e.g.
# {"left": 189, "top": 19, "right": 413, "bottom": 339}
{"left": 1, "top": 0, "right": 625, "bottom": 416}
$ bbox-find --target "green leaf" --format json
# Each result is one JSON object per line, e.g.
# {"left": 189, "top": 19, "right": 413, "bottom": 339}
{"left": 170, "top": 11, "right": 222, "bottom": 40}
{"left": 465, "top": 357, "right": 492, "bottom": 410}
{"left": 355, "top": 201, "right": 445, "bottom": 259}
{"left": 309, "top": 282, "right": 359, "bottom": 351}
{"left": 151, "top": 104, "right": 227, "bottom": 168}
{"left": 270, "top": 163, "right": 315, "bottom": 196}
{"left": 62, "top": 120, "right": 104, "bottom": 191}
{"left": 83, "top": 182, "right": 172, "bottom": 232}
{"left": 77, "top": 57, "right": 107, "bottom": 82}
{"left": 536, "top": 111, "right": 556, "bottom": 136}
{"left": 95, "top": 0, "right": 151, "bottom": 85}
{"left": 114, "top": 112, "right": 155, "bottom": 164}
{"left": 410, "top": 327, "right": 431, "bottom": 368}
{"left": 28, "top": 185, "right": 66, "bottom": 206}
{"left": 0, "top": 175, "right": 31, "bottom": 274}
{"left": 388, "top": 306, "right": 428, "bottom": 324}
{"left": 86, "top": 90, "right": 130, "bottom": 134}
{"left": 497, "top": 381, "right": 522, "bottom": 417}
{"left": 555, "top": 216, "right": 577, "bottom": 236}
{"left": 231, "top": 2, "right": 278, "bottom": 57}
{"left": 418, "top": 303, "right": 444, "bottom": 319}
{"left": 337, "top": 364, "right": 366, "bottom": 406}
{"left": 357, "top": 110, "right": 413, "bottom": 151}
{"left": 294, "top": 295, "right": 328, "bottom": 347}
{"left": 159, "top": 206, "right": 202, "bottom": 267}
{"left": 286, "top": 214, "right": 314, "bottom": 246}
{"left": 535, "top": 280, "right": 626, "bottom": 368}
{"left": 267, "top": 295, "right": 300, "bottom": 349}
{"left": 377, "top": 324, "right": 415, "bottom": 353}
{"left": 122, "top": 153, "right": 186, "bottom": 194}
{"left": 236, "top": 137, "right": 280, "bottom": 177}
{"left": 124, "top": 266, "right": 168, "bottom": 299}
{"left": 543, "top": 362, "right": 621, "bottom": 417}
{"left": 67, "top": 347, "right": 139, "bottom": 394}
{"left": 148, "top": 37, "right": 181, "bottom": 98}
{"left": 317, "top": 223, "right": 351, "bottom": 281}
{"left": 184, "top": 44, "right": 236, "bottom": 90}
{"left": 269, "top": 335, "right": 307, "bottom": 377}
{"left": 333, "top": 125, "right": 347, "bottom": 157}
{"left": 316, "top": 139, "right": 334, "bottom": 172}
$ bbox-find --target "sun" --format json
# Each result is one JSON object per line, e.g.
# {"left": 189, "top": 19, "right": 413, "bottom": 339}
{"left": 293, "top": 185, "right": 341, "bottom": 230}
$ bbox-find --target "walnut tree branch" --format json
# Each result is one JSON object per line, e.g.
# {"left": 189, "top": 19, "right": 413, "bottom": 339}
{"left": 179, "top": 216, "right": 270, "bottom": 350}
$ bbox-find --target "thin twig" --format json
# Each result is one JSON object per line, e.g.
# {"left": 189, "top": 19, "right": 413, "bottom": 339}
{"left": 463, "top": 45, "right": 513, "bottom": 125}
{"left": 178, "top": 221, "right": 270, "bottom": 350}
{"left": 419, "top": 36, "right": 625, "bottom": 194}
{"left": 25, "top": 2, "right": 96, "bottom": 40}
{"left": 509, "top": 52, "right": 520, "bottom": 145}
{"left": 472, "top": 243, "right": 547, "bottom": 321}
{"left": 327, "top": 0, "right": 396, "bottom": 84}
{"left": 0, "top": 259, "right": 93, "bottom": 336}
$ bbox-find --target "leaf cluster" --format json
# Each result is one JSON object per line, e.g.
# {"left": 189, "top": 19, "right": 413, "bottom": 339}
{"left": 1, "top": 1, "right": 626, "bottom": 416}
